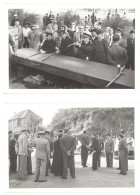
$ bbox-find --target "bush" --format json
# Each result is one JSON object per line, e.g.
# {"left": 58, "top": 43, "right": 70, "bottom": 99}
{"left": 102, "top": 16, "right": 133, "bottom": 38}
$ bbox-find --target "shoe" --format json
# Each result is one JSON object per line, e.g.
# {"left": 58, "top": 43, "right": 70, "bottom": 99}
{"left": 61, "top": 177, "right": 67, "bottom": 179}
{"left": 39, "top": 179, "right": 47, "bottom": 182}
{"left": 121, "top": 173, "right": 127, "bottom": 175}
{"left": 34, "top": 180, "right": 39, "bottom": 182}
{"left": 118, "top": 172, "right": 122, "bottom": 174}
{"left": 83, "top": 165, "right": 88, "bottom": 168}
{"left": 72, "top": 176, "right": 76, "bottom": 178}
{"left": 116, "top": 168, "right": 120, "bottom": 170}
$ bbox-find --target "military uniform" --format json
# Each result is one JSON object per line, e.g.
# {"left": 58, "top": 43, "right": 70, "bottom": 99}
{"left": 78, "top": 41, "right": 93, "bottom": 61}
{"left": 80, "top": 134, "right": 90, "bottom": 167}
{"left": 91, "top": 137, "right": 100, "bottom": 170}
{"left": 97, "top": 137, "right": 104, "bottom": 167}
{"left": 126, "top": 37, "right": 135, "bottom": 70}
{"left": 105, "top": 138, "right": 114, "bottom": 167}
{"left": 119, "top": 138, "right": 128, "bottom": 175}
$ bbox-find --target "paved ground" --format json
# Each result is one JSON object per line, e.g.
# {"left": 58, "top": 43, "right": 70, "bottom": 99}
{"left": 9, "top": 152, "right": 134, "bottom": 188}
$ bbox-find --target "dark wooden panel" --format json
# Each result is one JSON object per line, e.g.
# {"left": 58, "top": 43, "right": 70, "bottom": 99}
{"left": 14, "top": 48, "right": 135, "bottom": 88}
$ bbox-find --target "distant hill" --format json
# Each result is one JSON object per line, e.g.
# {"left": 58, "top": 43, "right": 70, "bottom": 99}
{"left": 47, "top": 108, "right": 134, "bottom": 138}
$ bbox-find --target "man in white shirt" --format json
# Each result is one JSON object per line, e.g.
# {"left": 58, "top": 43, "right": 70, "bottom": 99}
{"left": 23, "top": 23, "right": 31, "bottom": 48}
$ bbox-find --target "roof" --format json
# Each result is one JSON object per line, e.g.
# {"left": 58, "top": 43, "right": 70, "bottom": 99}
{"left": 9, "top": 109, "right": 43, "bottom": 121}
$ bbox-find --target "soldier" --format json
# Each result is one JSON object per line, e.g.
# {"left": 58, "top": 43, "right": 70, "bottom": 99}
{"left": 75, "top": 32, "right": 93, "bottom": 61}
{"left": 105, "top": 133, "right": 114, "bottom": 167}
{"left": 118, "top": 132, "right": 128, "bottom": 175}
{"left": 34, "top": 131, "right": 50, "bottom": 182}
{"left": 91, "top": 133, "right": 100, "bottom": 170}
{"left": 80, "top": 130, "right": 90, "bottom": 167}
{"left": 97, "top": 132, "right": 104, "bottom": 167}
{"left": 9, "top": 133, "right": 17, "bottom": 172}
{"left": 60, "top": 128, "right": 76, "bottom": 179}
{"left": 17, "top": 129, "right": 29, "bottom": 180}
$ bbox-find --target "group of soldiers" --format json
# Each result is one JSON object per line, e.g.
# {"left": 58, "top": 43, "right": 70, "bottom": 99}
{"left": 9, "top": 12, "right": 135, "bottom": 73}
{"left": 9, "top": 126, "right": 129, "bottom": 183}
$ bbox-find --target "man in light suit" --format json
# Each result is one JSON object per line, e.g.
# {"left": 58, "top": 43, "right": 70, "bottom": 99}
{"left": 60, "top": 128, "right": 76, "bottom": 179}
{"left": 17, "top": 129, "right": 29, "bottom": 180}
{"left": 34, "top": 131, "right": 50, "bottom": 182}
{"left": 73, "top": 25, "right": 84, "bottom": 57}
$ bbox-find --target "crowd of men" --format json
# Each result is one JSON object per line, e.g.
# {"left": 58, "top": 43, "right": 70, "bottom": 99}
{"left": 9, "top": 11, "right": 135, "bottom": 73}
{"left": 9, "top": 126, "right": 131, "bottom": 183}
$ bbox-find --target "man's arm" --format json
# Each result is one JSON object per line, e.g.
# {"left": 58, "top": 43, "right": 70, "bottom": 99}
{"left": 60, "top": 138, "right": 68, "bottom": 155}
{"left": 46, "top": 140, "right": 50, "bottom": 159}
{"left": 69, "top": 138, "right": 76, "bottom": 153}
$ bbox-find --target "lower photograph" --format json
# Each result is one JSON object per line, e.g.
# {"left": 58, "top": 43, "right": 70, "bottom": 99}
{"left": 8, "top": 106, "right": 134, "bottom": 188}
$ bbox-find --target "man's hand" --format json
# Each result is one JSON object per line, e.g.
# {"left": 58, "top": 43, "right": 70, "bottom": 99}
{"left": 67, "top": 151, "right": 71, "bottom": 156}
{"left": 14, "top": 51, "right": 17, "bottom": 56}
{"left": 75, "top": 43, "right": 81, "bottom": 47}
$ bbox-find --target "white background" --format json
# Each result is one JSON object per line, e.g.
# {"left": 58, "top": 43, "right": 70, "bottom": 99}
{"left": 0, "top": 0, "right": 140, "bottom": 195}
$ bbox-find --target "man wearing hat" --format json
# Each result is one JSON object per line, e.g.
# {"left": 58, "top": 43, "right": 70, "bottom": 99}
{"left": 105, "top": 133, "right": 114, "bottom": 167}
{"left": 44, "top": 130, "right": 53, "bottom": 176}
{"left": 80, "top": 130, "right": 90, "bottom": 167}
{"left": 97, "top": 132, "right": 104, "bottom": 167}
{"left": 11, "top": 14, "right": 21, "bottom": 26}
{"left": 16, "top": 128, "right": 29, "bottom": 180}
{"left": 73, "top": 25, "right": 85, "bottom": 57}
{"left": 115, "top": 28, "right": 127, "bottom": 49}
{"left": 46, "top": 18, "right": 57, "bottom": 32}
{"left": 60, "top": 128, "right": 76, "bottom": 179}
{"left": 91, "top": 133, "right": 100, "bottom": 170}
{"left": 90, "top": 28, "right": 98, "bottom": 44}
{"left": 75, "top": 31, "right": 93, "bottom": 61}
{"left": 126, "top": 30, "right": 135, "bottom": 70}
{"left": 118, "top": 132, "right": 128, "bottom": 175}
{"left": 92, "top": 29, "right": 113, "bottom": 65}
{"left": 40, "top": 31, "right": 56, "bottom": 54}
{"left": 28, "top": 25, "right": 43, "bottom": 51}
{"left": 34, "top": 131, "right": 50, "bottom": 182}
{"left": 22, "top": 22, "right": 31, "bottom": 48}
{"left": 56, "top": 27, "right": 73, "bottom": 57}
{"left": 43, "top": 13, "right": 50, "bottom": 30}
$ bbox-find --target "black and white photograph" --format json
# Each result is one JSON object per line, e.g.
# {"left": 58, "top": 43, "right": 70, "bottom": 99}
{"left": 7, "top": 106, "right": 134, "bottom": 188}
{"left": 8, "top": 8, "right": 135, "bottom": 89}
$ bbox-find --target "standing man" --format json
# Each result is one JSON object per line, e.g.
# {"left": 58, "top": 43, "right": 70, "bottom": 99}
{"left": 9, "top": 134, "right": 17, "bottom": 172}
{"left": 73, "top": 25, "right": 84, "bottom": 57}
{"left": 44, "top": 130, "right": 53, "bottom": 176}
{"left": 22, "top": 23, "right": 31, "bottom": 48}
{"left": 114, "top": 28, "right": 127, "bottom": 49}
{"left": 60, "top": 128, "right": 76, "bottom": 179}
{"left": 105, "top": 133, "right": 114, "bottom": 167}
{"left": 80, "top": 130, "right": 90, "bottom": 167}
{"left": 11, "top": 14, "right": 21, "bottom": 26}
{"left": 97, "top": 132, "right": 104, "bottom": 167}
{"left": 34, "top": 131, "right": 50, "bottom": 182}
{"left": 91, "top": 133, "right": 100, "bottom": 170}
{"left": 28, "top": 25, "right": 43, "bottom": 51}
{"left": 75, "top": 32, "right": 93, "bottom": 61}
{"left": 126, "top": 30, "right": 135, "bottom": 70}
{"left": 14, "top": 20, "right": 24, "bottom": 49}
{"left": 17, "top": 129, "right": 29, "bottom": 180}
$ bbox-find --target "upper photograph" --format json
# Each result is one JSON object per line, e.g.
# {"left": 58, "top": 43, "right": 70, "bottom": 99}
{"left": 9, "top": 8, "right": 135, "bottom": 89}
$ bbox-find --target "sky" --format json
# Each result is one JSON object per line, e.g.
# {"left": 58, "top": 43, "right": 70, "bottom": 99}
{"left": 4, "top": 104, "right": 60, "bottom": 125}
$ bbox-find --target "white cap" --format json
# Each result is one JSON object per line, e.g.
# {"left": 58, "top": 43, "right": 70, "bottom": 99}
{"left": 14, "top": 14, "right": 17, "bottom": 17}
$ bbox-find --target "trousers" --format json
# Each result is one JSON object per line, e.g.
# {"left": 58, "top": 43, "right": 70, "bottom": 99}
{"left": 81, "top": 145, "right": 88, "bottom": 166}
{"left": 106, "top": 153, "right": 113, "bottom": 167}
{"left": 62, "top": 153, "right": 75, "bottom": 178}
{"left": 18, "top": 155, "right": 27, "bottom": 179}
{"left": 34, "top": 158, "right": 46, "bottom": 181}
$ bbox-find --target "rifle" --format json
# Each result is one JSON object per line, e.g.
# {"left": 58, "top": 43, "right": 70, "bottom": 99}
{"left": 42, "top": 40, "right": 81, "bottom": 62}
{"left": 105, "top": 66, "right": 125, "bottom": 88}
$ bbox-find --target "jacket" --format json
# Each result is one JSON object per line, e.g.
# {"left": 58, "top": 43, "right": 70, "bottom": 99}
{"left": 60, "top": 135, "right": 76, "bottom": 156}
{"left": 17, "top": 134, "right": 28, "bottom": 156}
{"left": 105, "top": 138, "right": 114, "bottom": 153}
{"left": 34, "top": 137, "right": 50, "bottom": 161}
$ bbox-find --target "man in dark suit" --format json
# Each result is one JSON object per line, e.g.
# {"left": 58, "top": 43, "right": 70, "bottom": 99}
{"left": 97, "top": 132, "right": 104, "bottom": 167}
{"left": 80, "top": 130, "right": 90, "bottom": 167}
{"left": 105, "top": 133, "right": 114, "bottom": 167}
{"left": 91, "top": 133, "right": 100, "bottom": 170}
{"left": 75, "top": 32, "right": 93, "bottom": 61}
{"left": 34, "top": 131, "right": 50, "bottom": 182}
{"left": 60, "top": 128, "right": 76, "bottom": 179}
